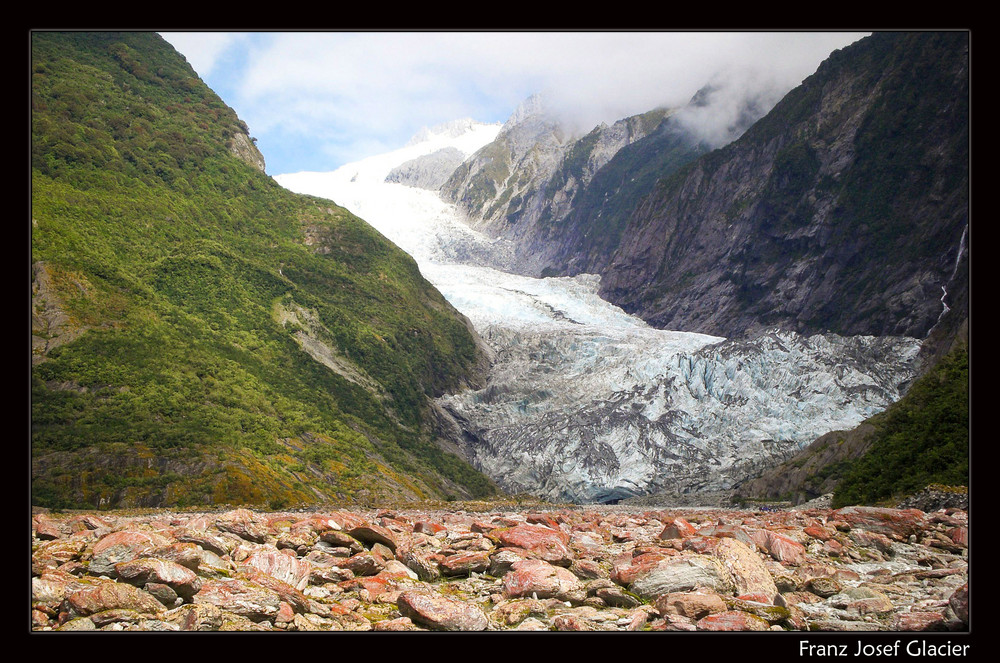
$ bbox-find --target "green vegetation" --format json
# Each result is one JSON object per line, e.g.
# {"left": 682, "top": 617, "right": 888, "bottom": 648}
{"left": 441, "top": 140, "right": 507, "bottom": 217}
{"left": 31, "top": 31, "right": 497, "bottom": 509}
{"left": 832, "top": 340, "right": 968, "bottom": 507}
{"left": 834, "top": 32, "right": 969, "bottom": 262}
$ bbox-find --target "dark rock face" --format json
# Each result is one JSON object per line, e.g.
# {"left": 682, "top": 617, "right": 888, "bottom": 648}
{"left": 588, "top": 32, "right": 968, "bottom": 342}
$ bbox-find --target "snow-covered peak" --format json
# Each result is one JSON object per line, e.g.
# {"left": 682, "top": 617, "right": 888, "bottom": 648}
{"left": 276, "top": 119, "right": 501, "bottom": 188}
{"left": 405, "top": 118, "right": 502, "bottom": 148}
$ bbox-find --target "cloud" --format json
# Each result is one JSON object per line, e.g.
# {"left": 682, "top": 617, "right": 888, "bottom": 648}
{"left": 528, "top": 32, "right": 869, "bottom": 138}
{"left": 160, "top": 32, "right": 247, "bottom": 78}
{"left": 163, "top": 31, "right": 869, "bottom": 173}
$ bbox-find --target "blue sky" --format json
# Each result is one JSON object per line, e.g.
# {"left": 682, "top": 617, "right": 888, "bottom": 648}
{"left": 160, "top": 31, "right": 869, "bottom": 177}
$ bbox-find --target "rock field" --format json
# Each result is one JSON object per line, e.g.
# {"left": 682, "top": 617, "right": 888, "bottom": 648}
{"left": 31, "top": 500, "right": 968, "bottom": 633}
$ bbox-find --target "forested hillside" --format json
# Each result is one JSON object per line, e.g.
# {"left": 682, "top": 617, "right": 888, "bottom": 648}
{"left": 31, "top": 32, "right": 497, "bottom": 509}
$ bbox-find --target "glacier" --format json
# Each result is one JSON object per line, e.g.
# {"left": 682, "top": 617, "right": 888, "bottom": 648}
{"left": 274, "top": 120, "right": 922, "bottom": 504}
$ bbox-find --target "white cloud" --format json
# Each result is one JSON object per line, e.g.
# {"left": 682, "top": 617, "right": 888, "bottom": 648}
{"left": 164, "top": 31, "right": 869, "bottom": 173}
{"left": 159, "top": 32, "right": 246, "bottom": 78}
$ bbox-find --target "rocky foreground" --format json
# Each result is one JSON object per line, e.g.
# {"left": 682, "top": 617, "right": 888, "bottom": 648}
{"left": 31, "top": 500, "right": 968, "bottom": 633}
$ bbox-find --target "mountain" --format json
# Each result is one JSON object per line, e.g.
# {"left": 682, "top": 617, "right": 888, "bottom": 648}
{"left": 438, "top": 81, "right": 781, "bottom": 279}
{"left": 590, "top": 32, "right": 969, "bottom": 347}
{"left": 443, "top": 33, "right": 968, "bottom": 352}
{"left": 30, "top": 32, "right": 498, "bottom": 509}
{"left": 434, "top": 31, "right": 969, "bottom": 505}
{"left": 438, "top": 95, "right": 676, "bottom": 275}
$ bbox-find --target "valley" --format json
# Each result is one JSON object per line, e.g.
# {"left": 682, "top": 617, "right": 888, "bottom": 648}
{"left": 275, "top": 122, "right": 923, "bottom": 504}
{"left": 30, "top": 29, "right": 970, "bottom": 636}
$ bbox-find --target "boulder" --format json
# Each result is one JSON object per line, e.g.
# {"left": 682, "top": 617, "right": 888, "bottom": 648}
{"left": 162, "top": 603, "right": 227, "bottom": 631}
{"left": 440, "top": 550, "right": 492, "bottom": 577}
{"left": 894, "top": 612, "right": 949, "bottom": 631}
{"left": 173, "top": 529, "right": 236, "bottom": 557}
{"left": 214, "top": 509, "right": 270, "bottom": 544}
{"left": 114, "top": 557, "right": 202, "bottom": 600}
{"left": 89, "top": 531, "right": 171, "bottom": 576}
{"left": 32, "top": 537, "right": 89, "bottom": 573}
{"left": 711, "top": 537, "right": 778, "bottom": 602}
{"left": 828, "top": 506, "right": 927, "bottom": 541}
{"left": 193, "top": 577, "right": 282, "bottom": 623}
{"left": 949, "top": 583, "right": 969, "bottom": 625}
{"left": 502, "top": 558, "right": 582, "bottom": 600}
{"left": 750, "top": 529, "right": 807, "bottom": 565}
{"left": 399, "top": 548, "right": 443, "bottom": 582}
{"left": 397, "top": 591, "right": 488, "bottom": 631}
{"left": 626, "top": 554, "right": 734, "bottom": 600}
{"left": 32, "top": 514, "right": 65, "bottom": 540}
{"left": 336, "top": 552, "right": 383, "bottom": 577}
{"left": 659, "top": 517, "right": 698, "bottom": 540}
{"left": 490, "top": 598, "right": 547, "bottom": 627}
{"left": 697, "top": 609, "right": 771, "bottom": 631}
{"left": 241, "top": 547, "right": 313, "bottom": 590}
{"left": 491, "top": 524, "right": 574, "bottom": 566}
{"left": 318, "top": 529, "right": 365, "bottom": 553}
{"left": 65, "top": 581, "right": 164, "bottom": 618}
{"left": 654, "top": 590, "right": 728, "bottom": 620}
{"left": 348, "top": 523, "right": 399, "bottom": 552}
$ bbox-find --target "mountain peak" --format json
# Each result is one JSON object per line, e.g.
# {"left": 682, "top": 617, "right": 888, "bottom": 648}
{"left": 406, "top": 119, "right": 502, "bottom": 147}
{"left": 502, "top": 93, "right": 549, "bottom": 131}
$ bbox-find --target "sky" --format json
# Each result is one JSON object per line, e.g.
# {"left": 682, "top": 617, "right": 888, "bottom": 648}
{"left": 159, "top": 31, "right": 870, "bottom": 177}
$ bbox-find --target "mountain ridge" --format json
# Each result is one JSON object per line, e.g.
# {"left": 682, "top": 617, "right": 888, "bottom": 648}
{"left": 438, "top": 96, "right": 676, "bottom": 275}
{"left": 439, "top": 33, "right": 968, "bottom": 353}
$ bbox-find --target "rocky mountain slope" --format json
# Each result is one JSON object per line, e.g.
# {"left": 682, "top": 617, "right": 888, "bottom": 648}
{"left": 438, "top": 95, "right": 676, "bottom": 275}
{"left": 30, "top": 32, "right": 498, "bottom": 509}
{"left": 438, "top": 81, "right": 783, "bottom": 279}
{"left": 441, "top": 33, "right": 968, "bottom": 350}
{"left": 590, "top": 32, "right": 969, "bottom": 345}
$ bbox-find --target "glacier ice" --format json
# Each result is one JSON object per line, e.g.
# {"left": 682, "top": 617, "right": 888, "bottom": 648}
{"left": 274, "top": 121, "right": 922, "bottom": 504}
